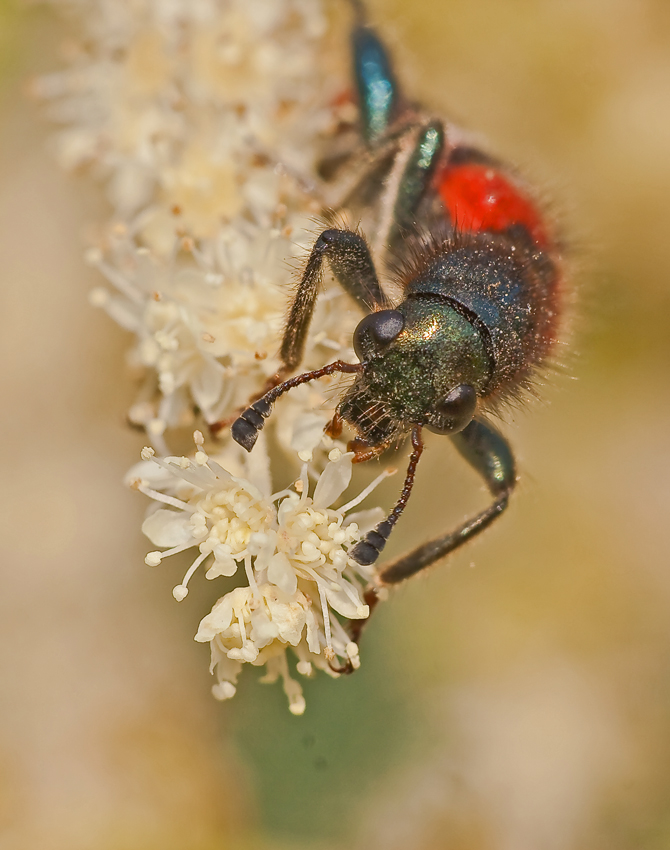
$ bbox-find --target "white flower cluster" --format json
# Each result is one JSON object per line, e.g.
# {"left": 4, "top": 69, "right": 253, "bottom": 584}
{"left": 129, "top": 433, "right": 389, "bottom": 713}
{"left": 37, "top": 0, "right": 361, "bottom": 452}
{"left": 40, "top": 0, "right": 384, "bottom": 710}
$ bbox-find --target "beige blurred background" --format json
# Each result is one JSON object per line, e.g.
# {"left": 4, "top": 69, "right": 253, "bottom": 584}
{"left": 2, "top": 0, "right": 670, "bottom": 848}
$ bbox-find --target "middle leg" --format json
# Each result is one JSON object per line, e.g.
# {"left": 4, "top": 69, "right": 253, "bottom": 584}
{"left": 378, "top": 418, "right": 516, "bottom": 585}
{"left": 336, "top": 420, "right": 516, "bottom": 665}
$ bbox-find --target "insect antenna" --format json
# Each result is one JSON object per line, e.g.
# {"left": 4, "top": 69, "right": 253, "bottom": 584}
{"left": 350, "top": 425, "right": 423, "bottom": 565}
{"left": 231, "top": 360, "right": 363, "bottom": 452}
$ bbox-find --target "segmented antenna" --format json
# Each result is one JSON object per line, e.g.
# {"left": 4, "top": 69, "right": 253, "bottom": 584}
{"left": 231, "top": 360, "right": 362, "bottom": 452}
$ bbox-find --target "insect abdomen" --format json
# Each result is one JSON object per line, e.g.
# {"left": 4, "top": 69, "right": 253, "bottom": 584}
{"left": 435, "top": 148, "right": 550, "bottom": 249}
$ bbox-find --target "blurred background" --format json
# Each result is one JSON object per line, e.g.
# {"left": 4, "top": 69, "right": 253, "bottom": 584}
{"left": 2, "top": 0, "right": 670, "bottom": 848}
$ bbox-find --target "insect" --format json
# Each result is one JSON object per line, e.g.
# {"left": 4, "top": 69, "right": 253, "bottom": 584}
{"left": 231, "top": 3, "right": 562, "bottom": 641}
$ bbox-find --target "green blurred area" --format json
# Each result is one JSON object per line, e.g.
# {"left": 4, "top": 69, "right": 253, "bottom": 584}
{"left": 3, "top": 1, "right": 670, "bottom": 849}
{"left": 0, "top": 1, "right": 22, "bottom": 82}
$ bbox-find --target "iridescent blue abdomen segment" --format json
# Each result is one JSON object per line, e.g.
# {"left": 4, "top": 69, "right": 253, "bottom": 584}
{"left": 352, "top": 23, "right": 399, "bottom": 143}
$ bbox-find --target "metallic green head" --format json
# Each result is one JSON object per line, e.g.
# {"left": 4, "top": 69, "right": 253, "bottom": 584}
{"left": 339, "top": 297, "right": 491, "bottom": 445}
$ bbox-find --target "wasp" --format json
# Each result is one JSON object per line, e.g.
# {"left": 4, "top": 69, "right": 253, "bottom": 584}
{"left": 232, "top": 3, "right": 563, "bottom": 627}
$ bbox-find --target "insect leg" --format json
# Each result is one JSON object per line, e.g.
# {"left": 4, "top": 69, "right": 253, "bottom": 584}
{"left": 351, "top": 8, "right": 401, "bottom": 143}
{"left": 377, "top": 419, "right": 516, "bottom": 585}
{"left": 227, "top": 229, "right": 381, "bottom": 446}
{"left": 387, "top": 121, "right": 445, "bottom": 248}
{"left": 280, "top": 228, "right": 385, "bottom": 371}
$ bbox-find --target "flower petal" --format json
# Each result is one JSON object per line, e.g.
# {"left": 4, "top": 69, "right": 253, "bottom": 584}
{"left": 195, "top": 595, "right": 235, "bottom": 641}
{"left": 267, "top": 552, "right": 298, "bottom": 595}
{"left": 250, "top": 606, "right": 280, "bottom": 647}
{"left": 141, "top": 509, "right": 193, "bottom": 547}
{"left": 312, "top": 451, "right": 353, "bottom": 509}
{"left": 325, "top": 581, "right": 369, "bottom": 619}
{"left": 265, "top": 590, "right": 307, "bottom": 646}
{"left": 290, "top": 411, "right": 330, "bottom": 455}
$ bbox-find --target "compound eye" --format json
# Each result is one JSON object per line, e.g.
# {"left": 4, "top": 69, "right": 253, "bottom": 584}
{"left": 427, "top": 384, "right": 477, "bottom": 435}
{"left": 353, "top": 309, "right": 405, "bottom": 360}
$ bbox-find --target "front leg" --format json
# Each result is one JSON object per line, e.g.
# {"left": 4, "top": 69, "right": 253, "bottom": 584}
{"left": 350, "top": 426, "right": 424, "bottom": 566}
{"left": 232, "top": 227, "right": 386, "bottom": 451}
{"left": 378, "top": 419, "right": 516, "bottom": 585}
{"left": 226, "top": 228, "right": 383, "bottom": 445}
{"left": 280, "top": 228, "right": 385, "bottom": 371}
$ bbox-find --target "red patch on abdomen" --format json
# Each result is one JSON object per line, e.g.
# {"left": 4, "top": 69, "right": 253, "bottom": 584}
{"left": 436, "top": 162, "right": 549, "bottom": 247}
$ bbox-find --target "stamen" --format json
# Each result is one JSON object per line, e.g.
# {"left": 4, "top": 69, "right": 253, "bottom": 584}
{"left": 172, "top": 550, "right": 208, "bottom": 601}
{"left": 277, "top": 653, "right": 306, "bottom": 716}
{"left": 338, "top": 579, "right": 369, "bottom": 617}
{"left": 95, "top": 258, "right": 145, "bottom": 305}
{"left": 339, "top": 468, "right": 395, "bottom": 513}
{"left": 270, "top": 487, "right": 294, "bottom": 501}
{"left": 137, "top": 484, "right": 195, "bottom": 512}
{"left": 297, "top": 463, "right": 309, "bottom": 504}
{"left": 212, "top": 681, "right": 236, "bottom": 701}
{"left": 317, "top": 583, "right": 334, "bottom": 658}
{"left": 235, "top": 607, "right": 256, "bottom": 662}
{"left": 346, "top": 642, "right": 361, "bottom": 670}
{"left": 145, "top": 542, "right": 194, "bottom": 566}
{"left": 244, "top": 554, "right": 258, "bottom": 594}
{"left": 147, "top": 453, "right": 217, "bottom": 490}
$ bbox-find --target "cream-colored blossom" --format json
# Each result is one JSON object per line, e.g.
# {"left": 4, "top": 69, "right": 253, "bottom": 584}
{"left": 132, "top": 433, "right": 387, "bottom": 603}
{"left": 88, "top": 223, "right": 287, "bottom": 447}
{"left": 44, "top": 0, "right": 382, "bottom": 711}
{"left": 129, "top": 432, "right": 390, "bottom": 709}
{"left": 37, "top": 0, "right": 360, "bottom": 451}
{"left": 37, "top": 0, "right": 335, "bottom": 234}
{"left": 196, "top": 583, "right": 363, "bottom": 715}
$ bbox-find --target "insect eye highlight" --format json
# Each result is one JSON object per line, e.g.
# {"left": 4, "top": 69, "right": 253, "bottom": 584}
{"left": 427, "top": 384, "right": 477, "bottom": 435}
{"left": 353, "top": 309, "right": 405, "bottom": 360}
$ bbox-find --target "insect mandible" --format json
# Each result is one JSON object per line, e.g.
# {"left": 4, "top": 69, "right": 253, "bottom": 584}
{"left": 231, "top": 2, "right": 563, "bottom": 637}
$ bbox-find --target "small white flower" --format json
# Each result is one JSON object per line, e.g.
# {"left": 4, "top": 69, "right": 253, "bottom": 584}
{"left": 131, "top": 432, "right": 391, "bottom": 710}
{"left": 38, "top": 0, "right": 357, "bottom": 450}
{"left": 134, "top": 434, "right": 274, "bottom": 598}
{"left": 133, "top": 434, "right": 388, "bottom": 606}
{"left": 88, "top": 227, "right": 288, "bottom": 448}
{"left": 196, "top": 583, "right": 363, "bottom": 716}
